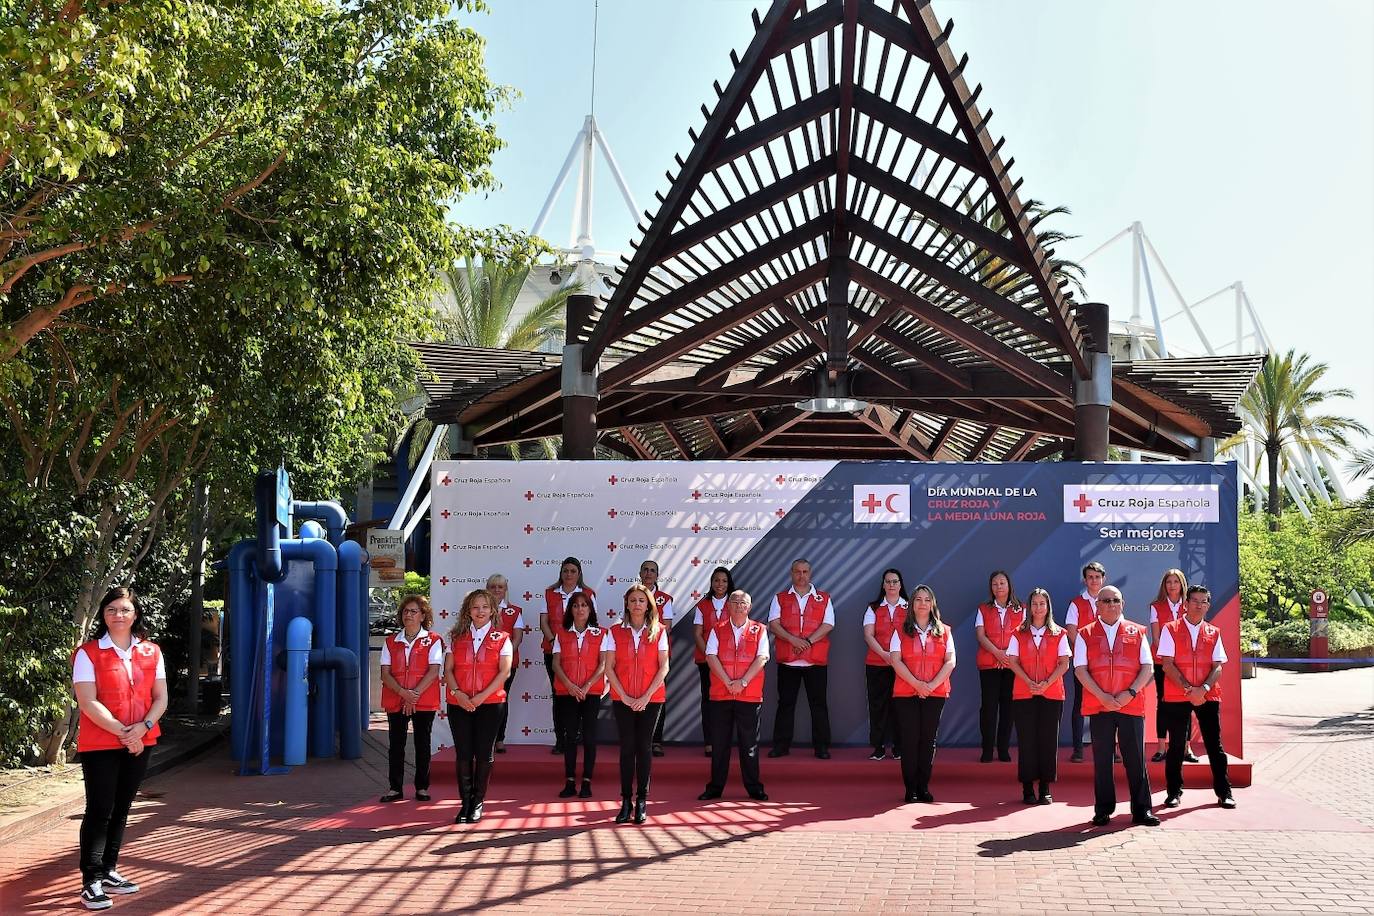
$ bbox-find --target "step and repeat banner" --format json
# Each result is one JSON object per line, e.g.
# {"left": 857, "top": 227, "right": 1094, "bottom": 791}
{"left": 428, "top": 460, "right": 1241, "bottom": 754}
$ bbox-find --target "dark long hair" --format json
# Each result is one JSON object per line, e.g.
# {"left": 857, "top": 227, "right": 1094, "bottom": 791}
{"left": 707, "top": 565, "right": 735, "bottom": 599}
{"left": 902, "top": 584, "right": 946, "bottom": 638}
{"left": 871, "top": 567, "right": 908, "bottom": 608}
{"left": 987, "top": 569, "right": 1022, "bottom": 609}
{"left": 549, "top": 556, "right": 588, "bottom": 592}
{"left": 562, "top": 591, "right": 601, "bottom": 631}
{"left": 91, "top": 587, "right": 149, "bottom": 640}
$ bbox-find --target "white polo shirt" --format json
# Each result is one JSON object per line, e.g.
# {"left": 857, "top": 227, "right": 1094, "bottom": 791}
{"left": 72, "top": 635, "right": 167, "bottom": 684}
{"left": 692, "top": 595, "right": 728, "bottom": 625}
{"left": 382, "top": 628, "right": 444, "bottom": 668}
{"left": 1006, "top": 626, "right": 1071, "bottom": 657}
{"left": 605, "top": 623, "right": 668, "bottom": 653}
{"left": 861, "top": 599, "right": 907, "bottom": 628}
{"left": 1072, "top": 618, "right": 1153, "bottom": 668}
{"left": 705, "top": 620, "right": 771, "bottom": 660}
{"left": 1064, "top": 590, "right": 1098, "bottom": 627}
{"left": 457, "top": 622, "right": 513, "bottom": 658}
{"left": 1157, "top": 619, "right": 1228, "bottom": 663}
{"left": 551, "top": 625, "right": 603, "bottom": 653}
{"left": 1148, "top": 599, "right": 1183, "bottom": 626}
{"left": 768, "top": 586, "right": 836, "bottom": 667}
{"left": 889, "top": 625, "right": 956, "bottom": 661}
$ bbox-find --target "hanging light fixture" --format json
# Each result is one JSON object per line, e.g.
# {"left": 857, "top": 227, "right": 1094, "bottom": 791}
{"left": 794, "top": 372, "right": 868, "bottom": 414}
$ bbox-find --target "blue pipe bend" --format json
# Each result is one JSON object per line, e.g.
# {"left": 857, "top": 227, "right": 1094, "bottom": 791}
{"left": 308, "top": 647, "right": 361, "bottom": 760}
{"left": 294, "top": 500, "right": 349, "bottom": 546}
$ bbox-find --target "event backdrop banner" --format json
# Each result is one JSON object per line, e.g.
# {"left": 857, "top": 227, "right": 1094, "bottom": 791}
{"left": 428, "top": 460, "right": 1241, "bottom": 755}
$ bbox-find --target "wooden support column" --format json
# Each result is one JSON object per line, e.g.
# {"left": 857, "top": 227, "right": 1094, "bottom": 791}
{"left": 562, "top": 293, "right": 599, "bottom": 459}
{"left": 1072, "top": 302, "right": 1111, "bottom": 461}
{"left": 1191, "top": 437, "right": 1217, "bottom": 462}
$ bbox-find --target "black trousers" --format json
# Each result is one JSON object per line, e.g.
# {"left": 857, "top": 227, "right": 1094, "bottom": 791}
{"left": 79, "top": 748, "right": 151, "bottom": 884}
{"left": 1012, "top": 697, "right": 1063, "bottom": 784}
{"left": 1068, "top": 672, "right": 1085, "bottom": 750}
{"left": 612, "top": 701, "right": 662, "bottom": 799}
{"left": 1153, "top": 665, "right": 1194, "bottom": 745}
{"left": 555, "top": 694, "right": 602, "bottom": 780}
{"left": 697, "top": 662, "right": 712, "bottom": 744}
{"left": 386, "top": 710, "right": 435, "bottom": 792}
{"left": 978, "top": 668, "right": 1016, "bottom": 755}
{"left": 707, "top": 700, "right": 765, "bottom": 794}
{"left": 1089, "top": 712, "right": 1152, "bottom": 818}
{"left": 652, "top": 696, "right": 667, "bottom": 746}
{"left": 448, "top": 703, "right": 501, "bottom": 803}
{"left": 496, "top": 670, "right": 517, "bottom": 742}
{"left": 772, "top": 664, "right": 830, "bottom": 749}
{"left": 543, "top": 653, "right": 564, "bottom": 746}
{"left": 894, "top": 696, "right": 946, "bottom": 794}
{"left": 1162, "top": 700, "right": 1231, "bottom": 798}
{"left": 864, "top": 665, "right": 899, "bottom": 749}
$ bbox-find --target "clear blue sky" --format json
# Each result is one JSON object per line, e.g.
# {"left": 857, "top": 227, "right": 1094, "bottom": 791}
{"left": 449, "top": 0, "right": 1374, "bottom": 485}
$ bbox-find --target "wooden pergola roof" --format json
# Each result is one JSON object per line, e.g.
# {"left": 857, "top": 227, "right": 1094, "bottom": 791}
{"left": 422, "top": 0, "right": 1260, "bottom": 462}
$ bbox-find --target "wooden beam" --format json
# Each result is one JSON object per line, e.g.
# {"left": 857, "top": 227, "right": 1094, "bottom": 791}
{"left": 869, "top": 324, "right": 972, "bottom": 391}
{"left": 729, "top": 409, "right": 814, "bottom": 457}
{"left": 768, "top": 0, "right": 844, "bottom": 57}
{"left": 855, "top": 0, "right": 930, "bottom": 63}
{"left": 928, "top": 417, "right": 958, "bottom": 458}
{"left": 693, "top": 300, "right": 826, "bottom": 386}
{"left": 708, "top": 86, "right": 839, "bottom": 170}
{"left": 1024, "top": 438, "right": 1068, "bottom": 462}
{"left": 1006, "top": 431, "right": 1037, "bottom": 461}
{"left": 778, "top": 300, "right": 829, "bottom": 353}
{"left": 851, "top": 86, "right": 985, "bottom": 177}
{"left": 618, "top": 427, "right": 656, "bottom": 460}
{"left": 858, "top": 406, "right": 932, "bottom": 459}
{"left": 598, "top": 434, "right": 640, "bottom": 461}
{"left": 967, "top": 426, "right": 997, "bottom": 460}
{"left": 702, "top": 416, "right": 729, "bottom": 455}
{"left": 662, "top": 422, "right": 696, "bottom": 460}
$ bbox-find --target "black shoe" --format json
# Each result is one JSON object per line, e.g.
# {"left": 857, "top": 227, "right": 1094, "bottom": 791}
{"left": 615, "top": 797, "right": 633, "bottom": 823}
{"left": 454, "top": 811, "right": 467, "bottom": 825}
{"left": 380, "top": 790, "right": 404, "bottom": 803}
{"left": 416, "top": 790, "right": 431, "bottom": 802}
{"left": 890, "top": 749, "right": 901, "bottom": 760}
{"left": 495, "top": 741, "right": 507, "bottom": 753}
{"left": 1219, "top": 796, "right": 1237, "bottom": 809}
{"left": 998, "top": 751, "right": 1012, "bottom": 763}
{"left": 748, "top": 789, "right": 769, "bottom": 801}
{"left": 579, "top": 780, "right": 593, "bottom": 799}
{"left": 1070, "top": 749, "right": 1084, "bottom": 763}
{"left": 904, "top": 792, "right": 920, "bottom": 803}
{"left": 1164, "top": 794, "right": 1181, "bottom": 808}
{"left": 1038, "top": 793, "right": 1053, "bottom": 805}
{"left": 980, "top": 750, "right": 994, "bottom": 763}
{"left": 469, "top": 801, "right": 485, "bottom": 823}
{"left": 80, "top": 880, "right": 112, "bottom": 910}
{"left": 767, "top": 746, "right": 789, "bottom": 758}
{"left": 918, "top": 791, "right": 935, "bottom": 803}
{"left": 1150, "top": 750, "right": 1167, "bottom": 762}
{"left": 814, "top": 747, "right": 831, "bottom": 760}
{"left": 559, "top": 780, "right": 577, "bottom": 798}
{"left": 1133, "top": 813, "right": 1161, "bottom": 827}
{"left": 1091, "top": 813, "right": 1111, "bottom": 826}
{"left": 869, "top": 747, "right": 886, "bottom": 760}
{"left": 633, "top": 797, "right": 648, "bottom": 824}
{"left": 651, "top": 743, "right": 665, "bottom": 757}
{"left": 1183, "top": 750, "right": 1200, "bottom": 763}
{"left": 698, "top": 789, "right": 722, "bottom": 801}
{"left": 102, "top": 870, "right": 139, "bottom": 895}
{"left": 551, "top": 743, "right": 563, "bottom": 755}
{"left": 1023, "top": 788, "right": 1037, "bottom": 805}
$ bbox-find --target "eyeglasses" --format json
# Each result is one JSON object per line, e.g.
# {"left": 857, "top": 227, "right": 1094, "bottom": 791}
{"left": 1098, "top": 598, "right": 1122, "bottom": 604}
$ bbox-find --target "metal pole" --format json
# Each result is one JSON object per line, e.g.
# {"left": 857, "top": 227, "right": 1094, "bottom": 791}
{"left": 532, "top": 122, "right": 590, "bottom": 237}
{"left": 1073, "top": 302, "right": 1112, "bottom": 461}
{"left": 388, "top": 424, "right": 444, "bottom": 530}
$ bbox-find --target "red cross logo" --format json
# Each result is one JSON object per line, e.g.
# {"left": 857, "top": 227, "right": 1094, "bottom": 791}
{"left": 776, "top": 508, "right": 786, "bottom": 518}
{"left": 691, "top": 556, "right": 701, "bottom": 567}
{"left": 437, "top": 710, "right": 447, "bottom": 720}
{"left": 522, "top": 658, "right": 532, "bottom": 669}
{"left": 440, "top": 509, "right": 451, "bottom": 519}
{"left": 439, "top": 609, "right": 449, "bottom": 619}
{"left": 523, "top": 524, "right": 534, "bottom": 535}
{"left": 523, "top": 557, "right": 533, "bottom": 567}
{"left": 607, "top": 542, "right": 617, "bottom": 552}
{"left": 607, "top": 575, "right": 618, "bottom": 585}
{"left": 692, "top": 590, "right": 702, "bottom": 600}
{"left": 521, "top": 726, "right": 532, "bottom": 736}
{"left": 691, "top": 522, "right": 701, "bottom": 533}
{"left": 523, "top": 591, "right": 533, "bottom": 601}
{"left": 524, "top": 490, "right": 535, "bottom": 501}
{"left": 861, "top": 493, "right": 884, "bottom": 514}
{"left": 439, "top": 576, "right": 450, "bottom": 586}
{"left": 608, "top": 475, "right": 618, "bottom": 485}
{"left": 441, "top": 475, "right": 452, "bottom": 486}
{"left": 691, "top": 490, "right": 702, "bottom": 500}
{"left": 440, "top": 542, "right": 451, "bottom": 552}
{"left": 608, "top": 508, "right": 618, "bottom": 519}
{"left": 775, "top": 474, "right": 785, "bottom": 485}
{"left": 521, "top": 692, "right": 531, "bottom": 703}
{"left": 1073, "top": 492, "right": 1093, "bottom": 514}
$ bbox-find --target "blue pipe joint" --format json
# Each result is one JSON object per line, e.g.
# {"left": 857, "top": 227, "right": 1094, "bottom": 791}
{"left": 293, "top": 500, "right": 349, "bottom": 546}
{"left": 283, "top": 616, "right": 312, "bottom": 766}
{"left": 309, "top": 647, "right": 362, "bottom": 760}
{"left": 281, "top": 537, "right": 337, "bottom": 758}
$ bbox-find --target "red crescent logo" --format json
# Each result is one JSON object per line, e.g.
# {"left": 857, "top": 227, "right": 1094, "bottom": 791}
{"left": 885, "top": 493, "right": 900, "bottom": 512}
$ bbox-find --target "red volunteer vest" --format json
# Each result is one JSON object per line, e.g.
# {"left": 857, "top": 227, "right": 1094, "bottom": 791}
{"left": 1150, "top": 599, "right": 1183, "bottom": 637}
{"left": 1160, "top": 618, "right": 1223, "bottom": 702}
{"left": 891, "top": 629, "right": 953, "bottom": 699}
{"left": 1011, "top": 630, "right": 1067, "bottom": 700}
{"left": 381, "top": 631, "right": 443, "bottom": 712}
{"left": 1078, "top": 620, "right": 1147, "bottom": 716}
{"left": 497, "top": 604, "right": 523, "bottom": 666}
{"left": 774, "top": 589, "right": 831, "bottom": 665}
{"left": 709, "top": 620, "right": 766, "bottom": 703}
{"left": 654, "top": 589, "right": 674, "bottom": 644}
{"left": 543, "top": 586, "right": 595, "bottom": 653}
{"left": 864, "top": 601, "right": 906, "bottom": 666}
{"left": 693, "top": 596, "right": 727, "bottom": 664}
{"left": 554, "top": 627, "right": 607, "bottom": 696}
{"left": 75, "top": 640, "right": 163, "bottom": 752}
{"left": 609, "top": 623, "right": 667, "bottom": 703}
{"left": 450, "top": 629, "right": 510, "bottom": 704}
{"left": 975, "top": 602, "right": 1026, "bottom": 670}
{"left": 1070, "top": 594, "right": 1098, "bottom": 631}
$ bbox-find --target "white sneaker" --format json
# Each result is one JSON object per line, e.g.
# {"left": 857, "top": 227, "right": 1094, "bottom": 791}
{"left": 80, "top": 879, "right": 112, "bottom": 910}
{"left": 103, "top": 869, "right": 139, "bottom": 894}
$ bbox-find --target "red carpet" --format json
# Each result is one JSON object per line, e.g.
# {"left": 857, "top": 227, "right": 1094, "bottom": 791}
{"left": 310, "top": 745, "right": 1354, "bottom": 835}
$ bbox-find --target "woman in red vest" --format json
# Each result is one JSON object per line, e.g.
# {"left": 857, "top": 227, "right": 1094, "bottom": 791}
{"left": 72, "top": 587, "right": 167, "bottom": 911}
{"left": 379, "top": 594, "right": 444, "bottom": 803}
{"left": 552, "top": 591, "right": 606, "bottom": 798}
{"left": 605, "top": 583, "right": 669, "bottom": 824}
{"left": 541, "top": 557, "right": 594, "bottom": 756}
{"left": 444, "top": 589, "right": 512, "bottom": 824}
{"left": 975, "top": 570, "right": 1025, "bottom": 763}
{"left": 1006, "top": 588, "right": 1070, "bottom": 804}
{"left": 1148, "top": 568, "right": 1197, "bottom": 763}
{"left": 861, "top": 568, "right": 907, "bottom": 761}
{"left": 487, "top": 573, "right": 524, "bottom": 754}
{"left": 890, "top": 585, "right": 955, "bottom": 803}
{"left": 692, "top": 566, "right": 734, "bottom": 758}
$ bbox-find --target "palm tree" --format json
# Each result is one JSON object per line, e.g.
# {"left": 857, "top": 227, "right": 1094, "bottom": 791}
{"left": 1335, "top": 447, "right": 1374, "bottom": 548}
{"left": 1223, "top": 350, "right": 1368, "bottom": 531}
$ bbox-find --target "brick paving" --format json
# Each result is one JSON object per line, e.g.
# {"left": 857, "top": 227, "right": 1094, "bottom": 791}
{"left": 2, "top": 666, "right": 1371, "bottom": 914}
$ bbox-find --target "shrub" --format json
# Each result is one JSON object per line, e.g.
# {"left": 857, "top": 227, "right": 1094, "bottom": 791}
{"left": 1262, "top": 619, "right": 1374, "bottom": 657}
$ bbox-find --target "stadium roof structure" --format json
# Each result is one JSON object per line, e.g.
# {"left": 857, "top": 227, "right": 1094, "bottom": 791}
{"left": 419, "top": 0, "right": 1262, "bottom": 462}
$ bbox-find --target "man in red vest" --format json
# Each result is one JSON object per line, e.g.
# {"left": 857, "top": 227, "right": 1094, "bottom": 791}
{"left": 1064, "top": 561, "right": 1107, "bottom": 762}
{"left": 767, "top": 558, "right": 835, "bottom": 758}
{"left": 699, "top": 590, "right": 769, "bottom": 801}
{"left": 1158, "top": 585, "right": 1235, "bottom": 809}
{"left": 1074, "top": 585, "right": 1159, "bottom": 827}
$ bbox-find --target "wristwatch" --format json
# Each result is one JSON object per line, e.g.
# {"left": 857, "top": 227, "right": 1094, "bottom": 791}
{"left": 143, "top": 719, "right": 155, "bottom": 730}
{"left": 1126, "top": 688, "right": 1138, "bottom": 698}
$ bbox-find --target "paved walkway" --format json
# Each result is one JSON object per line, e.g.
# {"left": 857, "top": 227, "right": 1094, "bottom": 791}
{"left": 2, "top": 667, "right": 1371, "bottom": 914}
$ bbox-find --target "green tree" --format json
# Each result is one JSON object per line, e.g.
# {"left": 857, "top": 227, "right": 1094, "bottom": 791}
{"left": 1222, "top": 350, "right": 1368, "bottom": 531}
